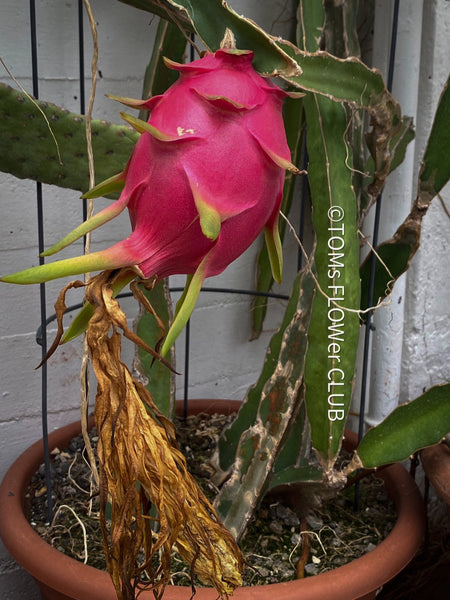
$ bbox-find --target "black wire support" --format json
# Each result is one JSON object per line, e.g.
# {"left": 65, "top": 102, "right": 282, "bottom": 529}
{"left": 183, "top": 319, "right": 191, "bottom": 421}
{"left": 35, "top": 287, "right": 291, "bottom": 430}
{"left": 29, "top": 0, "right": 53, "bottom": 523}
{"left": 36, "top": 287, "right": 290, "bottom": 344}
{"left": 78, "top": 0, "right": 88, "bottom": 229}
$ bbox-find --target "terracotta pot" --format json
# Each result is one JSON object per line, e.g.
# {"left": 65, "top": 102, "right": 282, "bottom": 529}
{"left": 421, "top": 442, "right": 450, "bottom": 519}
{"left": 0, "top": 399, "right": 425, "bottom": 600}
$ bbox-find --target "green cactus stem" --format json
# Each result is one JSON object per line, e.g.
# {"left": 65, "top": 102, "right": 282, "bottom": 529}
{"left": 0, "top": 83, "right": 138, "bottom": 192}
{"left": 355, "top": 383, "right": 450, "bottom": 469}
{"left": 214, "top": 268, "right": 315, "bottom": 540}
{"left": 134, "top": 280, "right": 175, "bottom": 419}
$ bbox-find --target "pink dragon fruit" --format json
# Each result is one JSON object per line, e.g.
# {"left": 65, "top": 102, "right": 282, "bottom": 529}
{"left": 2, "top": 48, "right": 299, "bottom": 353}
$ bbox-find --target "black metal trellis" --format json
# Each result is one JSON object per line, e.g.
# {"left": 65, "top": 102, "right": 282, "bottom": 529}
{"left": 29, "top": 0, "right": 52, "bottom": 522}
{"left": 29, "top": 0, "right": 401, "bottom": 521}
{"left": 36, "top": 287, "right": 291, "bottom": 428}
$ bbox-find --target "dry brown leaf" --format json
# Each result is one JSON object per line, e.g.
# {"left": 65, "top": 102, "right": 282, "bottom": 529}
{"left": 81, "top": 270, "right": 243, "bottom": 600}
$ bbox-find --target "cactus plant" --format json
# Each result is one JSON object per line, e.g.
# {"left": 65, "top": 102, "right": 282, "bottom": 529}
{"left": 1, "top": 1, "right": 450, "bottom": 599}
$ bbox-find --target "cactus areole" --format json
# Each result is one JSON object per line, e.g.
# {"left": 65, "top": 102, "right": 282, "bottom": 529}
{"left": 2, "top": 48, "right": 299, "bottom": 352}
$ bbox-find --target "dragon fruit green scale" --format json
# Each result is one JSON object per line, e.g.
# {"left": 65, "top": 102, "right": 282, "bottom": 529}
{"left": 1, "top": 48, "right": 299, "bottom": 354}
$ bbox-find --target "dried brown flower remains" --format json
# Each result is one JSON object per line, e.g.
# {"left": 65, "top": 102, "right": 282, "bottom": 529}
{"left": 49, "top": 270, "right": 244, "bottom": 600}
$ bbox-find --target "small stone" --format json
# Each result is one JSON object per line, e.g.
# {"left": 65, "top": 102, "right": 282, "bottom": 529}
{"left": 60, "top": 485, "right": 77, "bottom": 497}
{"left": 275, "top": 504, "right": 290, "bottom": 519}
{"left": 305, "top": 512, "right": 323, "bottom": 530}
{"left": 329, "top": 521, "right": 342, "bottom": 536}
{"left": 269, "top": 519, "right": 284, "bottom": 535}
{"left": 34, "top": 486, "right": 47, "bottom": 498}
{"left": 276, "top": 504, "right": 300, "bottom": 527}
{"left": 329, "top": 537, "right": 342, "bottom": 547}
{"left": 291, "top": 532, "right": 301, "bottom": 545}
{"left": 304, "top": 563, "right": 319, "bottom": 575}
{"left": 58, "top": 451, "right": 72, "bottom": 461}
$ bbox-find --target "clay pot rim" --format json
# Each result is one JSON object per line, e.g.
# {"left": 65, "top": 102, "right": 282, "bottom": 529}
{"left": 0, "top": 399, "right": 425, "bottom": 600}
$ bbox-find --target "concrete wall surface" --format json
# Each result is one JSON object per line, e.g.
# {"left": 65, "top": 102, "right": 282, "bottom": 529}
{"left": 0, "top": 0, "right": 448, "bottom": 597}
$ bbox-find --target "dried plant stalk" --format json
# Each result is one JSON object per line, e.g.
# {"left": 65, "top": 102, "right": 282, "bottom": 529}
{"left": 82, "top": 270, "right": 243, "bottom": 600}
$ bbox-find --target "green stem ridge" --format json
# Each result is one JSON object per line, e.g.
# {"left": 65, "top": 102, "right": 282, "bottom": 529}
{"left": 214, "top": 268, "right": 315, "bottom": 539}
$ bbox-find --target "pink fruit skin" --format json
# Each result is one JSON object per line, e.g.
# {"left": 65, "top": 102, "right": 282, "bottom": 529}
{"left": 108, "top": 48, "right": 291, "bottom": 281}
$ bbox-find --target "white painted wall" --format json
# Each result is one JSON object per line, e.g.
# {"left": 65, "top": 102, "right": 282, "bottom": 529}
{"left": 0, "top": 1, "right": 449, "bottom": 597}
{"left": 360, "top": 0, "right": 450, "bottom": 423}
{"left": 399, "top": 0, "right": 450, "bottom": 404}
